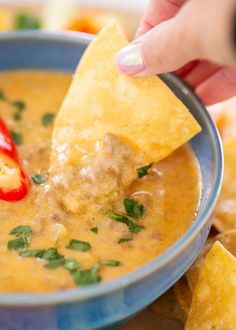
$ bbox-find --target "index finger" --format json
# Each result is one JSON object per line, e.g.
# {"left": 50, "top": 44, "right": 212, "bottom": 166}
{"left": 136, "top": 0, "right": 188, "bottom": 37}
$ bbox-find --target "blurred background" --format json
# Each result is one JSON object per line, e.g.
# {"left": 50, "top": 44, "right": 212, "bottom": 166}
{"left": 0, "top": 0, "right": 149, "bottom": 39}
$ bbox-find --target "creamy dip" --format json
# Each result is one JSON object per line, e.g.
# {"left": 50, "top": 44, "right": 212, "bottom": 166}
{"left": 0, "top": 70, "right": 200, "bottom": 293}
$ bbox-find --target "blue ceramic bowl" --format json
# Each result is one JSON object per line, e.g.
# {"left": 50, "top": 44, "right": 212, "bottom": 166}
{"left": 0, "top": 32, "right": 223, "bottom": 330}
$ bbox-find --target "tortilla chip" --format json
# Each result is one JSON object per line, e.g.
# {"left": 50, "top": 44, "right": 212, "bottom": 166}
{"left": 150, "top": 288, "right": 186, "bottom": 323}
{"left": 186, "top": 237, "right": 215, "bottom": 292}
{"left": 186, "top": 230, "right": 236, "bottom": 292}
{"left": 174, "top": 276, "right": 192, "bottom": 317}
{"left": 185, "top": 241, "right": 236, "bottom": 330}
{"left": 213, "top": 138, "right": 236, "bottom": 232}
{"left": 51, "top": 19, "right": 200, "bottom": 170}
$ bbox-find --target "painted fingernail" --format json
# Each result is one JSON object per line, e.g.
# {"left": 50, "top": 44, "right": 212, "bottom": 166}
{"left": 116, "top": 44, "right": 145, "bottom": 75}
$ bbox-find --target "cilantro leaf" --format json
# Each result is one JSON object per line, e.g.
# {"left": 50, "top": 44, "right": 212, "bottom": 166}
{"left": 0, "top": 90, "right": 5, "bottom": 100}
{"left": 10, "top": 225, "right": 32, "bottom": 235}
{"left": 71, "top": 266, "right": 101, "bottom": 286}
{"left": 118, "top": 238, "right": 132, "bottom": 244}
{"left": 31, "top": 174, "right": 45, "bottom": 185}
{"left": 7, "top": 237, "right": 27, "bottom": 251}
{"left": 101, "top": 259, "right": 121, "bottom": 267}
{"left": 64, "top": 259, "right": 80, "bottom": 271}
{"left": 66, "top": 239, "right": 91, "bottom": 252}
{"left": 44, "top": 258, "right": 65, "bottom": 269}
{"left": 90, "top": 227, "right": 98, "bottom": 234}
{"left": 12, "top": 100, "right": 25, "bottom": 112}
{"left": 42, "top": 113, "right": 55, "bottom": 127}
{"left": 20, "top": 249, "right": 45, "bottom": 258}
{"left": 10, "top": 131, "right": 23, "bottom": 146}
{"left": 124, "top": 198, "right": 144, "bottom": 218}
{"left": 106, "top": 211, "right": 144, "bottom": 234}
{"left": 137, "top": 162, "right": 154, "bottom": 178}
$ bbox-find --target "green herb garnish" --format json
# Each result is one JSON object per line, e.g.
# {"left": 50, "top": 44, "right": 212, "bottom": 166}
{"left": 124, "top": 198, "right": 144, "bottom": 218}
{"left": 12, "top": 100, "right": 25, "bottom": 112}
{"left": 8, "top": 225, "right": 32, "bottom": 251}
{"left": 137, "top": 162, "right": 154, "bottom": 178}
{"left": 13, "top": 112, "right": 22, "bottom": 121}
{"left": 106, "top": 211, "right": 144, "bottom": 234}
{"left": 118, "top": 238, "right": 132, "bottom": 244}
{"left": 15, "top": 13, "right": 40, "bottom": 30}
{"left": 90, "top": 227, "right": 98, "bottom": 234}
{"left": 43, "top": 247, "right": 63, "bottom": 261}
{"left": 31, "top": 174, "right": 45, "bottom": 185}
{"left": 20, "top": 249, "right": 45, "bottom": 258}
{"left": 10, "top": 225, "right": 32, "bottom": 235}
{"left": 64, "top": 259, "right": 80, "bottom": 271}
{"left": 0, "top": 90, "right": 5, "bottom": 100}
{"left": 71, "top": 266, "right": 101, "bottom": 286}
{"left": 101, "top": 259, "right": 121, "bottom": 267}
{"left": 44, "top": 258, "right": 65, "bottom": 269}
{"left": 42, "top": 113, "right": 55, "bottom": 127}
{"left": 66, "top": 239, "right": 91, "bottom": 252}
{"left": 8, "top": 237, "right": 27, "bottom": 251}
{"left": 10, "top": 131, "right": 23, "bottom": 146}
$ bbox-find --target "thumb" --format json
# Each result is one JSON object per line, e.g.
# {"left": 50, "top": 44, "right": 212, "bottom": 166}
{"left": 116, "top": 0, "right": 236, "bottom": 76}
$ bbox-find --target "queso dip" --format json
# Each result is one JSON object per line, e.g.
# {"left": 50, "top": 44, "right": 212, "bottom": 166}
{"left": 0, "top": 70, "right": 200, "bottom": 293}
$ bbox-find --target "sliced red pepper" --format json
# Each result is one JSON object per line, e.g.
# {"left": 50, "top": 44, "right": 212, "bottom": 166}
{"left": 0, "top": 119, "right": 29, "bottom": 202}
{"left": 0, "top": 119, "right": 18, "bottom": 161}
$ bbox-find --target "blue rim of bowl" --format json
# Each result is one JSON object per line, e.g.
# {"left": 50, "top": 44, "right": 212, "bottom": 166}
{"left": 0, "top": 31, "right": 224, "bottom": 306}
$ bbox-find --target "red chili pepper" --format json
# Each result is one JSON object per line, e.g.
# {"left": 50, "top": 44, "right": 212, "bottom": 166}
{"left": 0, "top": 119, "right": 29, "bottom": 202}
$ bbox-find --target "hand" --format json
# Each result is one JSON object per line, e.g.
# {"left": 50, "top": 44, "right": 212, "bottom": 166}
{"left": 116, "top": 0, "right": 236, "bottom": 105}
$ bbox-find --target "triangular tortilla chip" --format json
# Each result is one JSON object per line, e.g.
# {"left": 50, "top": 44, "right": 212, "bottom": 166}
{"left": 51, "top": 19, "right": 200, "bottom": 169}
{"left": 214, "top": 138, "right": 236, "bottom": 232}
{"left": 185, "top": 241, "right": 236, "bottom": 330}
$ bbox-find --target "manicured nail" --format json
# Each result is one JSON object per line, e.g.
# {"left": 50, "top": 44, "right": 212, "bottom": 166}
{"left": 116, "top": 44, "right": 145, "bottom": 75}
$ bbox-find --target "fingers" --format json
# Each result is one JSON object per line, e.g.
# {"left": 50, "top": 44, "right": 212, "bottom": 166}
{"left": 136, "top": 0, "right": 187, "bottom": 37}
{"left": 117, "top": 0, "right": 236, "bottom": 76}
{"left": 182, "top": 61, "right": 222, "bottom": 88}
{"left": 116, "top": 13, "right": 200, "bottom": 76}
{"left": 196, "top": 67, "right": 236, "bottom": 105}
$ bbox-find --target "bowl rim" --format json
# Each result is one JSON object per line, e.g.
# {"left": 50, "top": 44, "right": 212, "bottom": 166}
{"left": 0, "top": 30, "right": 224, "bottom": 306}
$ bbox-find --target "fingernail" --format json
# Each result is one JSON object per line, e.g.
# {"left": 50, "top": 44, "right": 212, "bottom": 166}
{"left": 116, "top": 43, "right": 145, "bottom": 75}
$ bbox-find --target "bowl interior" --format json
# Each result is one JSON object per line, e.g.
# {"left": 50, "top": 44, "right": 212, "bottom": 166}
{"left": 0, "top": 31, "right": 223, "bottom": 305}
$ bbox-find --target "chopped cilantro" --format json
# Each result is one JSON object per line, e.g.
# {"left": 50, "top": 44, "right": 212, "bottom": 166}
{"left": 106, "top": 211, "right": 144, "bottom": 234}
{"left": 8, "top": 237, "right": 27, "bottom": 251}
{"left": 31, "top": 174, "right": 45, "bottom": 185}
{"left": 124, "top": 198, "right": 144, "bottom": 218}
{"left": 12, "top": 100, "right": 25, "bottom": 112}
{"left": 20, "top": 249, "right": 45, "bottom": 258}
{"left": 42, "top": 113, "right": 55, "bottom": 127}
{"left": 13, "top": 112, "right": 22, "bottom": 121}
{"left": 43, "top": 247, "right": 63, "bottom": 261}
{"left": 90, "top": 227, "right": 98, "bottom": 234}
{"left": 16, "top": 13, "right": 40, "bottom": 30}
{"left": 8, "top": 225, "right": 32, "bottom": 251}
{"left": 10, "top": 225, "right": 32, "bottom": 235}
{"left": 66, "top": 239, "right": 91, "bottom": 252}
{"left": 44, "top": 258, "right": 65, "bottom": 269}
{"left": 101, "top": 259, "right": 121, "bottom": 267}
{"left": 137, "top": 162, "right": 154, "bottom": 178}
{"left": 0, "top": 90, "right": 5, "bottom": 100}
{"left": 118, "top": 238, "right": 132, "bottom": 244}
{"left": 10, "top": 131, "right": 23, "bottom": 146}
{"left": 64, "top": 259, "right": 80, "bottom": 271}
{"left": 71, "top": 266, "right": 101, "bottom": 286}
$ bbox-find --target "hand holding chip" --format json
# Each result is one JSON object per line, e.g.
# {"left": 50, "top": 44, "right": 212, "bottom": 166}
{"left": 116, "top": 0, "right": 236, "bottom": 105}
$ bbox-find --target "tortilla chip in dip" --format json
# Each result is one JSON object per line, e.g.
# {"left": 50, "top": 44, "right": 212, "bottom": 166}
{"left": 185, "top": 241, "right": 236, "bottom": 330}
{"left": 51, "top": 19, "right": 201, "bottom": 171}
